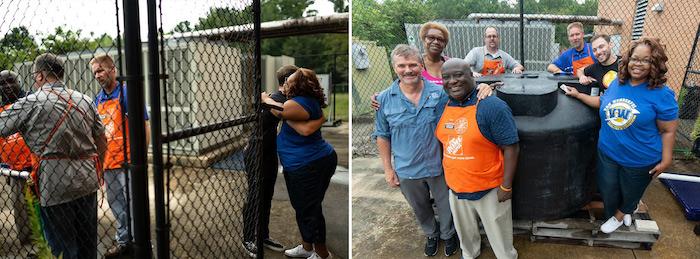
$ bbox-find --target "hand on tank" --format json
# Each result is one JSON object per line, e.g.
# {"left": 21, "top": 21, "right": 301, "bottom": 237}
{"left": 473, "top": 72, "right": 483, "bottom": 78}
{"left": 561, "top": 84, "right": 580, "bottom": 98}
{"left": 512, "top": 66, "right": 524, "bottom": 74}
{"left": 648, "top": 160, "right": 671, "bottom": 178}
{"left": 578, "top": 76, "right": 596, "bottom": 85}
{"left": 476, "top": 82, "right": 503, "bottom": 100}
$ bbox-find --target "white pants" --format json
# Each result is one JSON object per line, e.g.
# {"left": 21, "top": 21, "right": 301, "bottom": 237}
{"left": 448, "top": 189, "right": 517, "bottom": 259}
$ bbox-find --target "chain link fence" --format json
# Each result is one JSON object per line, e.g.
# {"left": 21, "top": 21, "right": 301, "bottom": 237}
{"left": 0, "top": 0, "right": 265, "bottom": 258}
{"left": 0, "top": 0, "right": 137, "bottom": 258}
{"left": 352, "top": 0, "right": 700, "bottom": 157}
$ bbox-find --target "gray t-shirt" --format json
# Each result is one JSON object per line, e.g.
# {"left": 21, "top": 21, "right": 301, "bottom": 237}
{"left": 464, "top": 46, "right": 520, "bottom": 73}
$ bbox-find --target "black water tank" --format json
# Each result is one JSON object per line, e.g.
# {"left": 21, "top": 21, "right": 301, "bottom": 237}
{"left": 478, "top": 72, "right": 598, "bottom": 220}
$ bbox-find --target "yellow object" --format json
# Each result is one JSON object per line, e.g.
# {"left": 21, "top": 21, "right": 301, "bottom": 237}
{"left": 602, "top": 70, "right": 618, "bottom": 88}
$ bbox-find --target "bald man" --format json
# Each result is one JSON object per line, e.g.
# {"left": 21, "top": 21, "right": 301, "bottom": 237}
{"left": 465, "top": 27, "right": 524, "bottom": 77}
{"left": 438, "top": 58, "right": 519, "bottom": 259}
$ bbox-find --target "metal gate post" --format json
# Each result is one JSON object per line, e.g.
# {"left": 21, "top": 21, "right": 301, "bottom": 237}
{"left": 254, "top": 0, "right": 264, "bottom": 258}
{"left": 123, "top": 0, "right": 152, "bottom": 257}
{"left": 146, "top": 0, "right": 169, "bottom": 258}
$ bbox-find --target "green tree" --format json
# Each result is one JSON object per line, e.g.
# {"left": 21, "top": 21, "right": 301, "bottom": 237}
{"left": 170, "top": 0, "right": 347, "bottom": 86}
{"left": 173, "top": 21, "right": 193, "bottom": 33}
{"left": 353, "top": 0, "right": 436, "bottom": 47}
{"left": 261, "top": 0, "right": 315, "bottom": 21}
{"left": 194, "top": 6, "right": 253, "bottom": 30}
{"left": 329, "top": 0, "right": 349, "bottom": 12}
{"left": 40, "top": 27, "right": 113, "bottom": 55}
{"left": 0, "top": 26, "right": 39, "bottom": 70}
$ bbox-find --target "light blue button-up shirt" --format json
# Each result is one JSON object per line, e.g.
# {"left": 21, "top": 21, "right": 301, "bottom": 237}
{"left": 373, "top": 79, "right": 448, "bottom": 180}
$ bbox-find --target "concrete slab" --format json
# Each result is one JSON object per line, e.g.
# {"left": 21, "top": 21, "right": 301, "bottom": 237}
{"left": 352, "top": 157, "right": 700, "bottom": 259}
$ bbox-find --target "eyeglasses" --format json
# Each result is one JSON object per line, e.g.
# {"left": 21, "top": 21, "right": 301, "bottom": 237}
{"left": 425, "top": 35, "right": 446, "bottom": 44}
{"left": 629, "top": 57, "right": 652, "bottom": 65}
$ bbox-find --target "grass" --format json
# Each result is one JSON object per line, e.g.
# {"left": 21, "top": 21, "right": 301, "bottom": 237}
{"left": 324, "top": 93, "right": 348, "bottom": 122}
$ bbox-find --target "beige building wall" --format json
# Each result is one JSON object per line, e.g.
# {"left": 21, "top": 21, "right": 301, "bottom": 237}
{"left": 597, "top": 0, "right": 700, "bottom": 92}
{"left": 262, "top": 55, "right": 295, "bottom": 93}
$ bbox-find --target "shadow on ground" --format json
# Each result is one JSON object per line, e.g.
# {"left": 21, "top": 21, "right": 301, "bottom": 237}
{"left": 352, "top": 157, "right": 700, "bottom": 259}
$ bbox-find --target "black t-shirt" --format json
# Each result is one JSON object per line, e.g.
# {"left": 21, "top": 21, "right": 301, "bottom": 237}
{"left": 262, "top": 91, "right": 287, "bottom": 152}
{"left": 583, "top": 58, "right": 619, "bottom": 95}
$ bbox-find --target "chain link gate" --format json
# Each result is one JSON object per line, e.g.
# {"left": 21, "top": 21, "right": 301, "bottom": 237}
{"left": 0, "top": 0, "right": 265, "bottom": 258}
{"left": 352, "top": 0, "right": 700, "bottom": 158}
{"left": 152, "top": 0, "right": 264, "bottom": 258}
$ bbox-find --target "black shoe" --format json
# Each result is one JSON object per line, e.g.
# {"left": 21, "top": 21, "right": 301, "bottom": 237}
{"left": 424, "top": 237, "right": 439, "bottom": 257}
{"left": 444, "top": 234, "right": 459, "bottom": 256}
{"left": 105, "top": 243, "right": 132, "bottom": 258}
{"left": 243, "top": 241, "right": 257, "bottom": 258}
{"left": 263, "top": 238, "right": 284, "bottom": 252}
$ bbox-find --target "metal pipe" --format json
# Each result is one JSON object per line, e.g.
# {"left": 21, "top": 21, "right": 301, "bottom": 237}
{"left": 122, "top": 0, "right": 152, "bottom": 257}
{"left": 467, "top": 13, "right": 624, "bottom": 26}
{"left": 162, "top": 115, "right": 256, "bottom": 143}
{"left": 253, "top": 1, "right": 264, "bottom": 258}
{"left": 166, "top": 13, "right": 349, "bottom": 40}
{"left": 146, "top": 0, "right": 169, "bottom": 258}
{"left": 0, "top": 168, "right": 29, "bottom": 179}
{"left": 520, "top": 0, "right": 525, "bottom": 67}
{"left": 658, "top": 173, "right": 700, "bottom": 183}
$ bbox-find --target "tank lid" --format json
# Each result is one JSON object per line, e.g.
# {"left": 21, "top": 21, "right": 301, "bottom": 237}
{"left": 476, "top": 72, "right": 558, "bottom": 95}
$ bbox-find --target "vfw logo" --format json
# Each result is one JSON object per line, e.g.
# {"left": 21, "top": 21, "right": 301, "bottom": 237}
{"left": 604, "top": 98, "right": 640, "bottom": 130}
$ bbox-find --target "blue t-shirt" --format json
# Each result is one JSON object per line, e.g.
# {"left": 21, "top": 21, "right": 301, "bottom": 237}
{"left": 448, "top": 90, "right": 519, "bottom": 200}
{"left": 277, "top": 95, "right": 334, "bottom": 172}
{"left": 93, "top": 82, "right": 150, "bottom": 120}
{"left": 598, "top": 79, "right": 678, "bottom": 167}
{"left": 552, "top": 43, "right": 597, "bottom": 74}
{"left": 372, "top": 79, "right": 448, "bottom": 180}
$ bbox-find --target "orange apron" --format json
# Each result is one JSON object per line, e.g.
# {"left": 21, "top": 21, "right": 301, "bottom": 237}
{"left": 572, "top": 45, "right": 595, "bottom": 77}
{"left": 481, "top": 58, "right": 505, "bottom": 75}
{"left": 0, "top": 105, "right": 34, "bottom": 171}
{"left": 30, "top": 89, "right": 102, "bottom": 198}
{"left": 97, "top": 96, "right": 129, "bottom": 170}
{"left": 435, "top": 101, "right": 504, "bottom": 193}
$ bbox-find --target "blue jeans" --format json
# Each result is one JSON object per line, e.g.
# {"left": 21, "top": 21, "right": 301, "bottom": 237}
{"left": 597, "top": 151, "right": 655, "bottom": 219}
{"left": 41, "top": 192, "right": 97, "bottom": 259}
{"left": 104, "top": 168, "right": 132, "bottom": 245}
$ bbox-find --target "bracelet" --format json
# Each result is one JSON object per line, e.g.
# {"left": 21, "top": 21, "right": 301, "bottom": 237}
{"left": 499, "top": 185, "right": 512, "bottom": 192}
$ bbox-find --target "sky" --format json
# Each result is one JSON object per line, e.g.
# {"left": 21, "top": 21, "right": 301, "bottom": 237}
{"left": 0, "top": 0, "right": 337, "bottom": 41}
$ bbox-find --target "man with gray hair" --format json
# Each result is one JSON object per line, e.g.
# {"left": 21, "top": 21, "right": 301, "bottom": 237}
{"left": 465, "top": 27, "right": 524, "bottom": 77}
{"left": 373, "top": 44, "right": 459, "bottom": 257}
{"left": 0, "top": 53, "right": 107, "bottom": 259}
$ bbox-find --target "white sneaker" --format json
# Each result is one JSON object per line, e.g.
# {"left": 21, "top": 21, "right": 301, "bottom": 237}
{"left": 284, "top": 244, "right": 314, "bottom": 258}
{"left": 601, "top": 216, "right": 624, "bottom": 233}
{"left": 307, "top": 252, "right": 332, "bottom": 259}
{"left": 623, "top": 214, "right": 632, "bottom": 227}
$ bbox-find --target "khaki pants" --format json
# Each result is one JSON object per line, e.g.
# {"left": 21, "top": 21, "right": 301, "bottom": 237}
{"left": 448, "top": 189, "right": 517, "bottom": 259}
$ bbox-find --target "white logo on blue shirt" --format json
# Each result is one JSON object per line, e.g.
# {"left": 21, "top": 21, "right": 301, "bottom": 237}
{"left": 603, "top": 98, "right": 640, "bottom": 130}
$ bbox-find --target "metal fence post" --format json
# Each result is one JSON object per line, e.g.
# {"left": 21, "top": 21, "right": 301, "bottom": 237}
{"left": 254, "top": 0, "right": 264, "bottom": 258}
{"left": 146, "top": 0, "right": 169, "bottom": 258}
{"left": 123, "top": 0, "right": 152, "bottom": 257}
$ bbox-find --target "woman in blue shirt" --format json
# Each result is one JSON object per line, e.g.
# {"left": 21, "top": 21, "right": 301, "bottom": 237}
{"left": 262, "top": 68, "right": 337, "bottom": 259}
{"left": 594, "top": 37, "right": 678, "bottom": 233}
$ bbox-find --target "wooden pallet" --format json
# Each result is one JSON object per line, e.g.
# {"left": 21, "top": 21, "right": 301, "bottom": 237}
{"left": 518, "top": 201, "right": 660, "bottom": 250}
